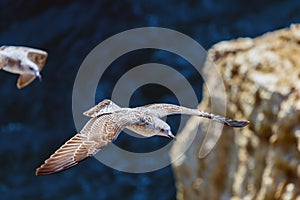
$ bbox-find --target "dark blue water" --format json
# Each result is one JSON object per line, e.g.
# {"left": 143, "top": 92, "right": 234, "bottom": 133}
{"left": 0, "top": 0, "right": 299, "bottom": 199}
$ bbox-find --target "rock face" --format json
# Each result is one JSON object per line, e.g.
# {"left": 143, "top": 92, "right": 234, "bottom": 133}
{"left": 171, "top": 24, "right": 300, "bottom": 200}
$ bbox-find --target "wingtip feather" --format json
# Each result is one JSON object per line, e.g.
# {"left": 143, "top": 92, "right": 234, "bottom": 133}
{"left": 224, "top": 119, "right": 250, "bottom": 127}
{"left": 35, "top": 134, "right": 93, "bottom": 176}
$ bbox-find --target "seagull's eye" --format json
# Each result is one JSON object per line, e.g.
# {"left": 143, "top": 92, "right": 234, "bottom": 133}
{"left": 29, "top": 67, "right": 34, "bottom": 71}
{"left": 160, "top": 128, "right": 166, "bottom": 132}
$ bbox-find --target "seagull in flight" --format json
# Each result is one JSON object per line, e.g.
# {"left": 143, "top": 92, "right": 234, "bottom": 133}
{"left": 36, "top": 99, "right": 249, "bottom": 175}
{"left": 0, "top": 46, "right": 47, "bottom": 88}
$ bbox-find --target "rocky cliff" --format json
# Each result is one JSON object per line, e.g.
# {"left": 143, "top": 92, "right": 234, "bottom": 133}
{"left": 171, "top": 24, "right": 300, "bottom": 200}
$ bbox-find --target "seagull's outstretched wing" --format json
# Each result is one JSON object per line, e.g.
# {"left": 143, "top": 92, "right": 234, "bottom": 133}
{"left": 36, "top": 110, "right": 147, "bottom": 175}
{"left": 27, "top": 48, "right": 48, "bottom": 72}
{"left": 140, "top": 103, "right": 249, "bottom": 128}
{"left": 17, "top": 74, "right": 36, "bottom": 89}
{"left": 35, "top": 133, "right": 99, "bottom": 175}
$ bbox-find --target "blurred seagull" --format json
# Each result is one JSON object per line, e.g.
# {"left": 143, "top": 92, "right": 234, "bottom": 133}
{"left": 36, "top": 99, "right": 249, "bottom": 175}
{"left": 0, "top": 46, "right": 47, "bottom": 88}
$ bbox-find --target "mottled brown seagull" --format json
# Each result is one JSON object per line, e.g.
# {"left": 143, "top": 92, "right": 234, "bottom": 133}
{"left": 84, "top": 99, "right": 249, "bottom": 135}
{"left": 0, "top": 45, "right": 47, "bottom": 88}
{"left": 36, "top": 99, "right": 249, "bottom": 175}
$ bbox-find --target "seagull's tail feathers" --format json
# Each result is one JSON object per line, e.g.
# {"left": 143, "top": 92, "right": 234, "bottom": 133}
{"left": 36, "top": 134, "right": 98, "bottom": 175}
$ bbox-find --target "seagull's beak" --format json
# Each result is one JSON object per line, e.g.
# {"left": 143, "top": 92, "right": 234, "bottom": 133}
{"left": 167, "top": 130, "right": 176, "bottom": 140}
{"left": 35, "top": 70, "right": 42, "bottom": 81}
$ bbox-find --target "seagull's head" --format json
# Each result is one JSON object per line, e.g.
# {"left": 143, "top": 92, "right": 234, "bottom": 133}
{"left": 22, "top": 61, "right": 41, "bottom": 79}
{"left": 152, "top": 117, "right": 176, "bottom": 140}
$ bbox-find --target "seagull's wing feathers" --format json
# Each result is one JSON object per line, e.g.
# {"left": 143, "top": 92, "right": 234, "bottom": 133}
{"left": 204, "top": 113, "right": 250, "bottom": 127}
{"left": 36, "top": 134, "right": 98, "bottom": 175}
{"left": 141, "top": 103, "right": 189, "bottom": 117}
{"left": 27, "top": 49, "right": 48, "bottom": 72}
{"left": 141, "top": 103, "right": 249, "bottom": 127}
{"left": 83, "top": 99, "right": 121, "bottom": 117}
{"left": 36, "top": 110, "right": 146, "bottom": 175}
{"left": 17, "top": 74, "right": 36, "bottom": 89}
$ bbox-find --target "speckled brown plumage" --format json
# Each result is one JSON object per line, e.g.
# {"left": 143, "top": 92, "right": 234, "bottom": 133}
{"left": 36, "top": 99, "right": 249, "bottom": 175}
{"left": 36, "top": 108, "right": 172, "bottom": 175}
